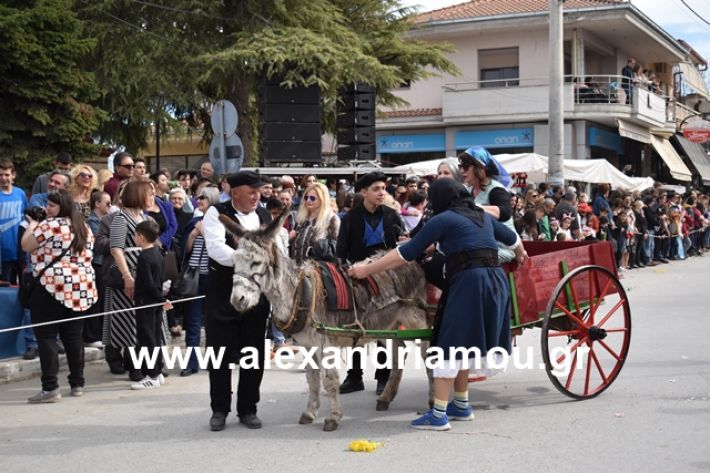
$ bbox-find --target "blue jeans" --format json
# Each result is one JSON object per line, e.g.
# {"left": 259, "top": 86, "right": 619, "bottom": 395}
{"left": 271, "top": 322, "right": 286, "bottom": 347}
{"left": 23, "top": 309, "right": 37, "bottom": 349}
{"left": 643, "top": 230, "right": 654, "bottom": 262}
{"left": 183, "top": 274, "right": 208, "bottom": 372}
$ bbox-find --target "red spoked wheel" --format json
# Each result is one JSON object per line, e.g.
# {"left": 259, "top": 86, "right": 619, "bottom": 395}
{"left": 541, "top": 265, "right": 631, "bottom": 400}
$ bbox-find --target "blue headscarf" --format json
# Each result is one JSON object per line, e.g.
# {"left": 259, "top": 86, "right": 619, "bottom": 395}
{"left": 460, "top": 146, "right": 513, "bottom": 189}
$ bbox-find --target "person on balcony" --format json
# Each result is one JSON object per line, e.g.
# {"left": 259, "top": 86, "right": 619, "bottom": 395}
{"left": 621, "top": 57, "right": 637, "bottom": 105}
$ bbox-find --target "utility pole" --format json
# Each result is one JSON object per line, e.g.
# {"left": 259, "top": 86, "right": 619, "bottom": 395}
{"left": 548, "top": 0, "right": 565, "bottom": 185}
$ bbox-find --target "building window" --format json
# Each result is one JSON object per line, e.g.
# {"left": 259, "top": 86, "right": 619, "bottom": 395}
{"left": 479, "top": 47, "right": 519, "bottom": 87}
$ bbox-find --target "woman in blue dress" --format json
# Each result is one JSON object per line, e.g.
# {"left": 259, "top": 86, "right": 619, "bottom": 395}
{"left": 349, "top": 178, "right": 528, "bottom": 431}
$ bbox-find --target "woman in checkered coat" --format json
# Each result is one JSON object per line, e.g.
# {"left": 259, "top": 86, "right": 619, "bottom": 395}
{"left": 20, "top": 189, "right": 97, "bottom": 403}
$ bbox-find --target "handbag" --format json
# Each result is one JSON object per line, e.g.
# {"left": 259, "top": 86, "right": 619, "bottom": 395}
{"left": 18, "top": 241, "right": 73, "bottom": 308}
{"left": 104, "top": 263, "right": 125, "bottom": 290}
{"left": 173, "top": 242, "right": 204, "bottom": 297}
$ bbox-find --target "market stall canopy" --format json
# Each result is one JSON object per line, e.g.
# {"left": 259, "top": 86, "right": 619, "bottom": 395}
{"left": 650, "top": 134, "right": 692, "bottom": 182}
{"left": 673, "top": 134, "right": 710, "bottom": 186}
{"left": 393, "top": 153, "right": 654, "bottom": 192}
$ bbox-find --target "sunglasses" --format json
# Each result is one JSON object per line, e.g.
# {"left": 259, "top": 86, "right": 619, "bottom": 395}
{"left": 78, "top": 172, "right": 92, "bottom": 179}
{"left": 197, "top": 195, "right": 207, "bottom": 200}
{"left": 458, "top": 163, "right": 472, "bottom": 171}
{"left": 119, "top": 164, "right": 135, "bottom": 169}
{"left": 304, "top": 195, "right": 318, "bottom": 202}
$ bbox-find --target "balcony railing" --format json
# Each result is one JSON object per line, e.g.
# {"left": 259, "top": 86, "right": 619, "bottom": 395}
{"left": 442, "top": 75, "right": 675, "bottom": 126}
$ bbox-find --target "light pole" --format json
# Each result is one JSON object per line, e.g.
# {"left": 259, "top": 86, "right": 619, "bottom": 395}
{"left": 548, "top": 0, "right": 565, "bottom": 185}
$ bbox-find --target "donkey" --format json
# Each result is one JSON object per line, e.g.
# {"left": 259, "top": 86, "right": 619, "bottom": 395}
{"left": 219, "top": 211, "right": 432, "bottom": 431}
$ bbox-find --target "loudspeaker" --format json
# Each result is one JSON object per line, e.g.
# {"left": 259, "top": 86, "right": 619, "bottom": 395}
{"left": 261, "top": 84, "right": 320, "bottom": 104}
{"left": 262, "top": 122, "right": 322, "bottom": 142}
{"left": 261, "top": 141, "right": 322, "bottom": 162}
{"left": 336, "top": 110, "right": 374, "bottom": 128}
{"left": 339, "top": 92, "right": 375, "bottom": 111}
{"left": 337, "top": 126, "right": 375, "bottom": 145}
{"left": 337, "top": 144, "right": 375, "bottom": 161}
{"left": 262, "top": 103, "right": 320, "bottom": 123}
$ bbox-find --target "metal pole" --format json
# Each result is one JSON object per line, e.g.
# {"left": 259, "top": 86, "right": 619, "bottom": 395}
{"left": 219, "top": 102, "right": 226, "bottom": 173}
{"left": 548, "top": 0, "right": 565, "bottom": 185}
{"left": 155, "top": 120, "right": 161, "bottom": 172}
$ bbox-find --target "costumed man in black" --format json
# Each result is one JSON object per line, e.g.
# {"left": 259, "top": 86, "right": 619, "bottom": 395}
{"left": 336, "top": 172, "right": 405, "bottom": 395}
{"left": 202, "top": 171, "right": 272, "bottom": 431}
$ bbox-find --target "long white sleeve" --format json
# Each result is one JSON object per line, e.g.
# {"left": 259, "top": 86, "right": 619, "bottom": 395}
{"left": 203, "top": 206, "right": 235, "bottom": 267}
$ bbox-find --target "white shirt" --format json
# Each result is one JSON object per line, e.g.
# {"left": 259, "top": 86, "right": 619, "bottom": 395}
{"left": 203, "top": 203, "right": 261, "bottom": 267}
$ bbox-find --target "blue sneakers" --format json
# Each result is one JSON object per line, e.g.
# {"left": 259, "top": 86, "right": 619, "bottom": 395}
{"left": 410, "top": 410, "right": 451, "bottom": 431}
{"left": 446, "top": 401, "right": 475, "bottom": 421}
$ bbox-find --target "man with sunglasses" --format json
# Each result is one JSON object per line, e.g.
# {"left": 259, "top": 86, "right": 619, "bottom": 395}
{"left": 104, "top": 152, "right": 135, "bottom": 201}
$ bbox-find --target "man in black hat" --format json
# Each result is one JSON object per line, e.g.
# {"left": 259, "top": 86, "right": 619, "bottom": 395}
{"left": 202, "top": 170, "right": 272, "bottom": 431}
{"left": 31, "top": 152, "right": 72, "bottom": 194}
{"left": 336, "top": 171, "right": 405, "bottom": 394}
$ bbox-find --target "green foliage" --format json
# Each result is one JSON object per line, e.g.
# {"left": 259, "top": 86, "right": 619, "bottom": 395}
{"left": 0, "top": 0, "right": 105, "bottom": 186}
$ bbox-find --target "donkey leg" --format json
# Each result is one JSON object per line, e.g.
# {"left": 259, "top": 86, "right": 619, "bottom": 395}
{"left": 421, "top": 341, "right": 435, "bottom": 409}
{"left": 321, "top": 365, "right": 343, "bottom": 432}
{"left": 376, "top": 340, "right": 404, "bottom": 411}
{"left": 299, "top": 355, "right": 321, "bottom": 425}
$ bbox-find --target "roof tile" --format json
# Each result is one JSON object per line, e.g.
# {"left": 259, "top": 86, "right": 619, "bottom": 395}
{"left": 414, "top": 0, "right": 626, "bottom": 24}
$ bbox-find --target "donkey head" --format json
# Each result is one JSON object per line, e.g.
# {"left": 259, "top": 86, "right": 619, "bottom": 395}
{"left": 219, "top": 208, "right": 290, "bottom": 312}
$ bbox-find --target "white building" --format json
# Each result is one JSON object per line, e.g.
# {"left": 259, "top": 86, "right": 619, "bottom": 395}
{"left": 377, "top": 0, "right": 710, "bottom": 185}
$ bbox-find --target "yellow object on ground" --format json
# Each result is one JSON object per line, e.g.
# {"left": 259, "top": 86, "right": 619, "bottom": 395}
{"left": 348, "top": 439, "right": 382, "bottom": 452}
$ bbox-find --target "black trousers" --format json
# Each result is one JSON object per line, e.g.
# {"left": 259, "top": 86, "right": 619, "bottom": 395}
{"left": 205, "top": 262, "right": 270, "bottom": 417}
{"left": 29, "top": 286, "right": 86, "bottom": 391}
{"left": 83, "top": 263, "right": 104, "bottom": 343}
{"left": 135, "top": 305, "right": 164, "bottom": 378}
{"left": 346, "top": 345, "right": 391, "bottom": 382}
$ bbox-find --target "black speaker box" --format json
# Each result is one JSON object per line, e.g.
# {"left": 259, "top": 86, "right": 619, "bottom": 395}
{"left": 338, "top": 92, "right": 375, "bottom": 112}
{"left": 261, "top": 141, "right": 322, "bottom": 162}
{"left": 337, "top": 144, "right": 375, "bottom": 161}
{"left": 342, "top": 84, "right": 375, "bottom": 94}
{"left": 336, "top": 111, "right": 374, "bottom": 128}
{"left": 262, "top": 122, "right": 322, "bottom": 142}
{"left": 262, "top": 103, "right": 321, "bottom": 123}
{"left": 261, "top": 84, "right": 320, "bottom": 104}
{"left": 337, "top": 126, "right": 375, "bottom": 145}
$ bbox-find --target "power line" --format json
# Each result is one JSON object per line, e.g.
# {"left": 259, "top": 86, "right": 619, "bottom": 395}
{"left": 679, "top": 0, "right": 710, "bottom": 27}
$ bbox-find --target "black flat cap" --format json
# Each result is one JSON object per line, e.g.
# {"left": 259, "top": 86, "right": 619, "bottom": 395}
{"left": 227, "top": 170, "right": 265, "bottom": 188}
{"left": 355, "top": 172, "right": 387, "bottom": 192}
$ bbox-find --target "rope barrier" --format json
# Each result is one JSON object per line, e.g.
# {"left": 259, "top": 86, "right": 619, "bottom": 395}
{"left": 0, "top": 295, "right": 205, "bottom": 334}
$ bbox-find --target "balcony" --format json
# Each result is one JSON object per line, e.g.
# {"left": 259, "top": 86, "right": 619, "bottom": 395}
{"left": 441, "top": 76, "right": 676, "bottom": 131}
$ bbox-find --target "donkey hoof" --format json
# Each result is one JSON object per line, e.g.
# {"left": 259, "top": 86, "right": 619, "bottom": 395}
{"left": 299, "top": 413, "right": 314, "bottom": 425}
{"left": 323, "top": 419, "right": 338, "bottom": 432}
{"left": 375, "top": 400, "right": 390, "bottom": 411}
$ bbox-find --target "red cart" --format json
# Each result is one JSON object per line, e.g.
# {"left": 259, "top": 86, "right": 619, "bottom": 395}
{"left": 502, "top": 240, "right": 631, "bottom": 399}
{"left": 322, "top": 240, "right": 631, "bottom": 400}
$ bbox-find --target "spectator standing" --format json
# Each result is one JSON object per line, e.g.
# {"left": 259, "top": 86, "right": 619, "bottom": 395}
{"left": 179, "top": 187, "right": 220, "bottom": 376}
{"left": 200, "top": 162, "right": 214, "bottom": 181}
{"left": 31, "top": 152, "right": 72, "bottom": 195}
{"left": 621, "top": 57, "right": 636, "bottom": 104}
{"left": 85, "top": 191, "right": 112, "bottom": 347}
{"left": 104, "top": 152, "right": 135, "bottom": 201}
{"left": 0, "top": 160, "right": 28, "bottom": 283}
{"left": 290, "top": 183, "right": 340, "bottom": 264}
{"left": 70, "top": 165, "right": 98, "bottom": 218}
{"left": 21, "top": 190, "right": 97, "bottom": 402}
{"left": 130, "top": 220, "right": 169, "bottom": 390}
{"left": 28, "top": 170, "right": 71, "bottom": 208}
{"left": 133, "top": 158, "right": 147, "bottom": 178}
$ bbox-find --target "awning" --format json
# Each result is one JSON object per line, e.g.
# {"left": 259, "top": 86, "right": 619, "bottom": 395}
{"left": 618, "top": 118, "right": 651, "bottom": 144}
{"left": 650, "top": 134, "right": 692, "bottom": 182}
{"left": 674, "top": 134, "right": 710, "bottom": 185}
{"left": 678, "top": 62, "right": 710, "bottom": 101}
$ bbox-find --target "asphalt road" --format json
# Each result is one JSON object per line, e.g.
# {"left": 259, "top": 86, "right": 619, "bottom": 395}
{"left": 1, "top": 257, "right": 709, "bottom": 472}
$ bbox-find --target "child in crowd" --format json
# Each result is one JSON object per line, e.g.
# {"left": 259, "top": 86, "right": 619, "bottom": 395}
{"left": 131, "top": 220, "right": 172, "bottom": 390}
{"left": 557, "top": 214, "right": 573, "bottom": 240}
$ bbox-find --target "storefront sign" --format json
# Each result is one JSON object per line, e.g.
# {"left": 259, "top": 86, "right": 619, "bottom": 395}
{"left": 455, "top": 128, "right": 533, "bottom": 149}
{"left": 683, "top": 119, "right": 710, "bottom": 143}
{"left": 589, "top": 127, "right": 622, "bottom": 153}
{"left": 377, "top": 133, "right": 445, "bottom": 154}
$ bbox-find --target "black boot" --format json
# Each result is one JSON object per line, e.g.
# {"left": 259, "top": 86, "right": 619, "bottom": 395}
{"left": 339, "top": 375, "right": 364, "bottom": 394}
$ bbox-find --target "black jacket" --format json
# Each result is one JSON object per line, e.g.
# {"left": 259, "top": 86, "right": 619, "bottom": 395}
{"left": 336, "top": 203, "right": 403, "bottom": 263}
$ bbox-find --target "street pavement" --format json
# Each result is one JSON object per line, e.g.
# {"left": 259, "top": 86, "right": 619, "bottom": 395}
{"left": 1, "top": 256, "right": 709, "bottom": 472}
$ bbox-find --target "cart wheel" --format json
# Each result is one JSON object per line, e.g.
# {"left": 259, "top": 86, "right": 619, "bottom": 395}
{"left": 541, "top": 265, "right": 631, "bottom": 400}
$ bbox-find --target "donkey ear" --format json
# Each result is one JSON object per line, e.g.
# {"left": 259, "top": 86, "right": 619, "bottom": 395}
{"left": 259, "top": 207, "right": 289, "bottom": 241}
{"left": 219, "top": 214, "right": 246, "bottom": 239}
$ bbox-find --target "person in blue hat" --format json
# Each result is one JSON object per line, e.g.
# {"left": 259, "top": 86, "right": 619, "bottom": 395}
{"left": 458, "top": 146, "right": 516, "bottom": 263}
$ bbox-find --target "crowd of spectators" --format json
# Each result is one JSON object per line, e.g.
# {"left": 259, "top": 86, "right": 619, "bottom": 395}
{"left": 2, "top": 151, "right": 709, "bottom": 401}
